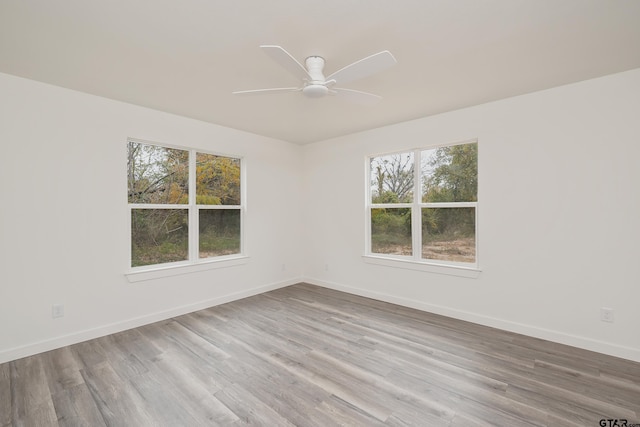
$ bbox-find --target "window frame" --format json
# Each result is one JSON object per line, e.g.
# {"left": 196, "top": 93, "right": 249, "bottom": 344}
{"left": 126, "top": 138, "right": 246, "bottom": 280}
{"left": 364, "top": 139, "right": 480, "bottom": 276}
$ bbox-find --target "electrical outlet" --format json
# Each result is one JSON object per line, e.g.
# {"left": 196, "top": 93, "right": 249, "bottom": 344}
{"left": 52, "top": 304, "right": 64, "bottom": 318}
{"left": 600, "top": 307, "right": 614, "bottom": 323}
{"left": 324, "top": 263, "right": 329, "bottom": 271}
{"left": 281, "top": 263, "right": 286, "bottom": 271}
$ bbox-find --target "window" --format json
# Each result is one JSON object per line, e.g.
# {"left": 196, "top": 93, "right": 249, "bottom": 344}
{"left": 367, "top": 140, "right": 478, "bottom": 268}
{"left": 127, "top": 140, "right": 243, "bottom": 270}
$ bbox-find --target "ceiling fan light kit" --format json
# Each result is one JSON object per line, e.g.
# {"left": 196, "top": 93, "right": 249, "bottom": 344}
{"left": 233, "top": 45, "right": 396, "bottom": 104}
{"left": 302, "top": 83, "right": 329, "bottom": 98}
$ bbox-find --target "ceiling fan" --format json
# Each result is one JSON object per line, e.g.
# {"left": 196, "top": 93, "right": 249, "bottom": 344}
{"left": 233, "top": 45, "right": 397, "bottom": 104}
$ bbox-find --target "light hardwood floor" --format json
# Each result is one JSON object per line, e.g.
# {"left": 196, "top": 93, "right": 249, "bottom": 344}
{"left": 2, "top": 283, "right": 639, "bottom": 426}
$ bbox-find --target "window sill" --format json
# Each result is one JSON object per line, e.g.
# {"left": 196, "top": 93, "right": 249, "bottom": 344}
{"left": 126, "top": 256, "right": 249, "bottom": 283}
{"left": 362, "top": 255, "right": 481, "bottom": 278}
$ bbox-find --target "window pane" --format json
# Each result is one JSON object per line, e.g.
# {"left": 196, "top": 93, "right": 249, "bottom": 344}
{"left": 371, "top": 208, "right": 412, "bottom": 256}
{"left": 128, "top": 142, "right": 189, "bottom": 204}
{"left": 370, "top": 152, "right": 414, "bottom": 203}
{"left": 422, "top": 143, "right": 477, "bottom": 202}
{"left": 422, "top": 208, "right": 475, "bottom": 263}
{"left": 196, "top": 153, "right": 241, "bottom": 205}
{"left": 131, "top": 209, "right": 188, "bottom": 267}
{"left": 199, "top": 209, "right": 241, "bottom": 258}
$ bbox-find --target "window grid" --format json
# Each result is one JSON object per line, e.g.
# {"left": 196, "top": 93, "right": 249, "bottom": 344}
{"left": 128, "top": 139, "right": 243, "bottom": 270}
{"left": 367, "top": 141, "right": 478, "bottom": 268}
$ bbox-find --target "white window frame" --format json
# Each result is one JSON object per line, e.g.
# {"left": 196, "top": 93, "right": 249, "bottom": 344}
{"left": 364, "top": 140, "right": 480, "bottom": 278}
{"left": 125, "top": 138, "right": 247, "bottom": 282}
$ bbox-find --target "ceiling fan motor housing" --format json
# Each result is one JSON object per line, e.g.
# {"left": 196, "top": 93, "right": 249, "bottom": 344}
{"left": 303, "top": 56, "right": 329, "bottom": 98}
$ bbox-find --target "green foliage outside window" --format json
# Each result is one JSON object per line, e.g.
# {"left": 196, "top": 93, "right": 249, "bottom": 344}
{"left": 131, "top": 209, "right": 189, "bottom": 267}
{"left": 371, "top": 208, "right": 412, "bottom": 256}
{"left": 423, "top": 143, "right": 477, "bottom": 203}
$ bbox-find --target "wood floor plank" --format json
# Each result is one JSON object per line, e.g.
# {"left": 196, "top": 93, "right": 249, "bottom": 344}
{"left": 232, "top": 360, "right": 339, "bottom": 426}
{"left": 0, "top": 362, "right": 8, "bottom": 381}
{"left": 69, "top": 339, "right": 109, "bottom": 371}
{"left": 125, "top": 368, "right": 207, "bottom": 426}
{"left": 10, "top": 357, "right": 58, "bottom": 426}
{"left": 80, "top": 362, "right": 157, "bottom": 425}
{"left": 267, "top": 350, "right": 395, "bottom": 422}
{"left": 532, "top": 358, "right": 640, "bottom": 413}
{"left": 146, "top": 356, "right": 240, "bottom": 425}
{"left": 314, "top": 398, "right": 387, "bottom": 427}
{"left": 0, "top": 373, "right": 10, "bottom": 427}
{"left": 180, "top": 313, "right": 360, "bottom": 426}
{"left": 1, "top": 282, "right": 639, "bottom": 426}
{"left": 214, "top": 383, "right": 297, "bottom": 426}
{"left": 41, "top": 347, "right": 85, "bottom": 396}
{"left": 50, "top": 383, "right": 107, "bottom": 427}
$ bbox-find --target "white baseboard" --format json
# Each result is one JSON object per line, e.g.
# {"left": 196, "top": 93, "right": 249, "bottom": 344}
{"left": 303, "top": 276, "right": 640, "bottom": 363}
{"left": 5, "top": 276, "right": 638, "bottom": 364}
{"left": 0, "top": 278, "right": 297, "bottom": 364}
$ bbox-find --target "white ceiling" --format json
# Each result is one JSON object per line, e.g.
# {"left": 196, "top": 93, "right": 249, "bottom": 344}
{"left": 1, "top": 1, "right": 639, "bottom": 145}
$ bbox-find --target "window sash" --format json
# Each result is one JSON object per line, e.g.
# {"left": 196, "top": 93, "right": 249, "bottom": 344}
{"left": 366, "top": 142, "right": 477, "bottom": 268}
{"left": 420, "top": 205, "right": 477, "bottom": 264}
{"left": 370, "top": 207, "right": 413, "bottom": 257}
{"left": 128, "top": 140, "right": 244, "bottom": 271}
{"left": 198, "top": 208, "right": 242, "bottom": 259}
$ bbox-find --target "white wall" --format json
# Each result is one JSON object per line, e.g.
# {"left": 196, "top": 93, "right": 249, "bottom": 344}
{"left": 0, "top": 73, "right": 303, "bottom": 363}
{"left": 2, "top": 68, "right": 639, "bottom": 364}
{"left": 302, "top": 68, "right": 640, "bottom": 362}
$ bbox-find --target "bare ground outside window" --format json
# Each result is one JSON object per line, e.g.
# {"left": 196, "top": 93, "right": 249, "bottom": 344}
{"left": 422, "top": 237, "right": 475, "bottom": 263}
{"left": 372, "top": 237, "right": 475, "bottom": 262}
{"left": 422, "top": 207, "right": 475, "bottom": 263}
{"left": 371, "top": 241, "right": 412, "bottom": 256}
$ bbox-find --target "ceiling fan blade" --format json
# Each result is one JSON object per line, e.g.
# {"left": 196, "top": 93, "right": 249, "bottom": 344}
{"left": 232, "top": 87, "right": 301, "bottom": 95}
{"left": 332, "top": 88, "right": 382, "bottom": 105}
{"left": 260, "top": 45, "right": 311, "bottom": 81}
{"left": 326, "top": 51, "right": 397, "bottom": 85}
